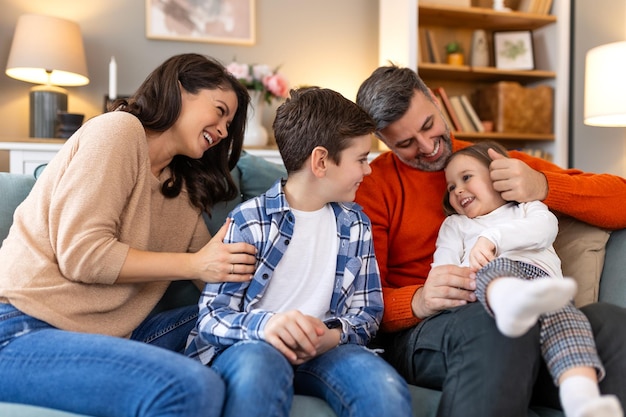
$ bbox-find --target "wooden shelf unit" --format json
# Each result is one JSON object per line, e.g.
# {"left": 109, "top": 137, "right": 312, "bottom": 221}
{"left": 379, "top": 0, "right": 570, "bottom": 165}
{"left": 417, "top": 62, "right": 555, "bottom": 82}
{"left": 418, "top": 4, "right": 556, "bottom": 30}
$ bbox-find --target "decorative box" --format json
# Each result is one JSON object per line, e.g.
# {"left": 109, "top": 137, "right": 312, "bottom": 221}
{"left": 475, "top": 81, "right": 553, "bottom": 134}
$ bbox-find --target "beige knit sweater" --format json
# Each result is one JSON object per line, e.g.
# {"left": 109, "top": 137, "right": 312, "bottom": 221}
{"left": 0, "top": 111, "right": 210, "bottom": 337}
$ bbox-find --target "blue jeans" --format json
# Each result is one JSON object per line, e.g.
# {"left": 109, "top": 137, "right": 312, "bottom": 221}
{"left": 211, "top": 340, "right": 412, "bottom": 417}
{"left": 0, "top": 303, "right": 225, "bottom": 417}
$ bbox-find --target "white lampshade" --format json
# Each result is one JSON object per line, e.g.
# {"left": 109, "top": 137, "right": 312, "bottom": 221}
{"left": 6, "top": 14, "right": 89, "bottom": 86}
{"left": 584, "top": 41, "right": 626, "bottom": 127}
{"left": 5, "top": 14, "right": 89, "bottom": 138}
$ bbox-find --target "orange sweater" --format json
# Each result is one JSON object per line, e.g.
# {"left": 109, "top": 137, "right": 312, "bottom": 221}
{"left": 355, "top": 139, "right": 626, "bottom": 333}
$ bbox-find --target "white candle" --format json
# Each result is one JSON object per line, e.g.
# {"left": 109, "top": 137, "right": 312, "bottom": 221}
{"left": 109, "top": 56, "right": 117, "bottom": 100}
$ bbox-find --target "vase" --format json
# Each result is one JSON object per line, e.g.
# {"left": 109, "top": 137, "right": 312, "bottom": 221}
{"left": 244, "top": 90, "right": 269, "bottom": 147}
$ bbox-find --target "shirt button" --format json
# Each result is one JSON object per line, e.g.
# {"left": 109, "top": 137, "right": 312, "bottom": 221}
{"left": 262, "top": 274, "right": 269, "bottom": 280}
{"left": 285, "top": 239, "right": 290, "bottom": 245}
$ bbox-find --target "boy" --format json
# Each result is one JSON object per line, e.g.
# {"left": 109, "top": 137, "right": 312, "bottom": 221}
{"left": 186, "top": 87, "right": 412, "bottom": 417}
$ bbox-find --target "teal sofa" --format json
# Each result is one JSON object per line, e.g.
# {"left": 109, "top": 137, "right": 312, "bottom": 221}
{"left": 1, "top": 152, "right": 625, "bottom": 417}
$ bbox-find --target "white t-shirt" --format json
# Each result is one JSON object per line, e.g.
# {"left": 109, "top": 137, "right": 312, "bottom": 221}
{"left": 255, "top": 204, "right": 338, "bottom": 319}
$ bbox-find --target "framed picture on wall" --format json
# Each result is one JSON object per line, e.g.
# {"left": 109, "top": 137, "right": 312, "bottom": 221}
{"left": 493, "top": 30, "right": 535, "bottom": 70}
{"left": 145, "top": 0, "right": 255, "bottom": 45}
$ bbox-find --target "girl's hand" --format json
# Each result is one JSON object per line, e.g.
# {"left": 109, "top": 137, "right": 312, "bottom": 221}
{"left": 469, "top": 237, "right": 495, "bottom": 271}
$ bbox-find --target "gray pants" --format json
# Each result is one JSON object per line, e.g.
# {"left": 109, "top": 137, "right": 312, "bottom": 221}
{"left": 475, "top": 257, "right": 604, "bottom": 384}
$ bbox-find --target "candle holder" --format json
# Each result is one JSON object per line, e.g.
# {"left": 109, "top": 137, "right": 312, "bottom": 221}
{"left": 103, "top": 95, "right": 130, "bottom": 112}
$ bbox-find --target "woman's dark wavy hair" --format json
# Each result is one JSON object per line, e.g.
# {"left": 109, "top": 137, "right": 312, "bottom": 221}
{"left": 442, "top": 141, "right": 509, "bottom": 216}
{"left": 110, "top": 53, "right": 249, "bottom": 214}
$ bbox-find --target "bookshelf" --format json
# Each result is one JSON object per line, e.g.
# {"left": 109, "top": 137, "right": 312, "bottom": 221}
{"left": 378, "top": 0, "right": 570, "bottom": 166}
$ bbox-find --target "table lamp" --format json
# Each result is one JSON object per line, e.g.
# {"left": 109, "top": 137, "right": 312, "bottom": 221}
{"left": 5, "top": 14, "right": 89, "bottom": 138}
{"left": 584, "top": 41, "right": 626, "bottom": 127}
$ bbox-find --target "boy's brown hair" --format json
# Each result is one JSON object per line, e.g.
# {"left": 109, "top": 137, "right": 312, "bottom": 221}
{"left": 442, "top": 141, "right": 509, "bottom": 216}
{"left": 273, "top": 87, "right": 376, "bottom": 173}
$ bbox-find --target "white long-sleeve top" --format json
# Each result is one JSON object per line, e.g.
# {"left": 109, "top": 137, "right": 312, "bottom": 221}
{"left": 432, "top": 201, "right": 562, "bottom": 278}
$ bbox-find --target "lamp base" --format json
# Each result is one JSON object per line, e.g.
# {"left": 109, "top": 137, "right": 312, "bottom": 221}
{"left": 29, "top": 85, "right": 68, "bottom": 138}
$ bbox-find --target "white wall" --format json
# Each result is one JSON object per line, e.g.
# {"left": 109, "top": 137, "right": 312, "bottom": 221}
{"left": 572, "top": 1, "right": 626, "bottom": 176}
{"left": 0, "top": 0, "right": 378, "bottom": 140}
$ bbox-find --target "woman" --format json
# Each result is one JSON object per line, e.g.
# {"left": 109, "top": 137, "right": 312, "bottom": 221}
{"left": 0, "top": 53, "right": 257, "bottom": 417}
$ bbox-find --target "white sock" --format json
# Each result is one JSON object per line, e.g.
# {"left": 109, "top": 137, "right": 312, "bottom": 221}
{"left": 488, "top": 277, "right": 577, "bottom": 337}
{"left": 560, "top": 375, "right": 623, "bottom": 417}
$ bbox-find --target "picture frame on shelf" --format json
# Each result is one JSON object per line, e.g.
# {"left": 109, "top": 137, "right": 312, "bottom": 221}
{"left": 493, "top": 30, "right": 535, "bottom": 70}
{"left": 145, "top": 0, "right": 255, "bottom": 45}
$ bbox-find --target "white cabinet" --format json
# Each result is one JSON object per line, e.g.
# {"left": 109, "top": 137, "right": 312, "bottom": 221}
{"left": 0, "top": 140, "right": 64, "bottom": 176}
{"left": 0, "top": 139, "right": 286, "bottom": 175}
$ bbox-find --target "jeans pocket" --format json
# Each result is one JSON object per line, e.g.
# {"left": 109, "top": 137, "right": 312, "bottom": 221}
{"left": 0, "top": 304, "right": 48, "bottom": 349}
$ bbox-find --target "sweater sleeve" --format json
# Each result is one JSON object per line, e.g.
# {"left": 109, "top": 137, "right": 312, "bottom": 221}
{"left": 356, "top": 158, "right": 423, "bottom": 333}
{"left": 509, "top": 150, "right": 626, "bottom": 229}
{"left": 47, "top": 112, "right": 148, "bottom": 284}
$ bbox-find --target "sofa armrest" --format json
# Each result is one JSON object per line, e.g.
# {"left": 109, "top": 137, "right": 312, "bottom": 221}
{"left": 0, "top": 172, "right": 36, "bottom": 246}
{"left": 598, "top": 228, "right": 626, "bottom": 307}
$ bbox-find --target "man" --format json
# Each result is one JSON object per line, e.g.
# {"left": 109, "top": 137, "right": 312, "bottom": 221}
{"left": 355, "top": 65, "right": 626, "bottom": 417}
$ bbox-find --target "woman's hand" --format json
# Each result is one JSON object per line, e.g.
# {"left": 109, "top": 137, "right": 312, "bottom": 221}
{"left": 117, "top": 220, "right": 257, "bottom": 284}
{"left": 191, "top": 220, "right": 257, "bottom": 283}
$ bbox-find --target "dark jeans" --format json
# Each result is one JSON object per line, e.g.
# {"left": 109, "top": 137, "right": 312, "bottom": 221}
{"left": 378, "top": 302, "right": 626, "bottom": 417}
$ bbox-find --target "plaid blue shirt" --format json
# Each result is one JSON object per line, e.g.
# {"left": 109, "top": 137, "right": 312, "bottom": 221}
{"left": 185, "top": 179, "right": 383, "bottom": 365}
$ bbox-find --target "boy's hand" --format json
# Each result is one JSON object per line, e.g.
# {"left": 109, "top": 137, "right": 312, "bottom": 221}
{"left": 264, "top": 310, "right": 326, "bottom": 364}
{"left": 469, "top": 237, "right": 495, "bottom": 271}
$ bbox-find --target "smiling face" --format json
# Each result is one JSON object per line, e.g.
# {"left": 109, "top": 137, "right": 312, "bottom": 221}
{"left": 171, "top": 87, "right": 238, "bottom": 159}
{"left": 378, "top": 90, "right": 453, "bottom": 171}
{"left": 325, "top": 134, "right": 373, "bottom": 202}
{"left": 444, "top": 154, "right": 506, "bottom": 218}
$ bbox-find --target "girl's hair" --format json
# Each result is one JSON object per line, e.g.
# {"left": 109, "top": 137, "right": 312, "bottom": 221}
{"left": 442, "top": 141, "right": 509, "bottom": 216}
{"left": 111, "top": 53, "right": 249, "bottom": 214}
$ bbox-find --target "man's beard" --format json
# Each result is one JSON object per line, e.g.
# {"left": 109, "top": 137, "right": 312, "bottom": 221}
{"left": 398, "top": 132, "right": 453, "bottom": 172}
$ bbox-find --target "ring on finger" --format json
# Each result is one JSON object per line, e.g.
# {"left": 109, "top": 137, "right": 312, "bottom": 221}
{"left": 230, "top": 264, "right": 234, "bottom": 274}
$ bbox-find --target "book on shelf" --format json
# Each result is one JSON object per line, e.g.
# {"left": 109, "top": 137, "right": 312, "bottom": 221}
{"left": 450, "top": 95, "right": 476, "bottom": 132}
{"left": 424, "top": 29, "right": 442, "bottom": 63}
{"left": 420, "top": 0, "right": 470, "bottom": 6}
{"left": 459, "top": 95, "right": 485, "bottom": 132}
{"left": 540, "top": 0, "right": 554, "bottom": 14}
{"left": 519, "top": 147, "right": 553, "bottom": 161}
{"left": 517, "top": 0, "right": 553, "bottom": 14}
{"left": 433, "top": 92, "right": 454, "bottom": 131}
{"left": 434, "top": 87, "right": 463, "bottom": 131}
{"left": 418, "top": 28, "right": 431, "bottom": 63}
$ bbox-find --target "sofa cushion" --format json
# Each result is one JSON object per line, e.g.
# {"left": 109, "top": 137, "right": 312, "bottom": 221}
{"left": 599, "top": 228, "right": 626, "bottom": 308}
{"left": 203, "top": 151, "right": 286, "bottom": 236}
{"left": 236, "top": 150, "right": 286, "bottom": 200}
{"left": 203, "top": 163, "right": 244, "bottom": 236}
{"left": 553, "top": 216, "right": 611, "bottom": 307}
{"left": 0, "top": 172, "right": 36, "bottom": 246}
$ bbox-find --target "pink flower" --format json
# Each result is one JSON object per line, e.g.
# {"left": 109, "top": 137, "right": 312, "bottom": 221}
{"left": 226, "top": 60, "right": 289, "bottom": 104}
{"left": 226, "top": 62, "right": 251, "bottom": 83}
{"left": 251, "top": 64, "right": 272, "bottom": 81}
{"left": 263, "top": 73, "right": 290, "bottom": 98}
